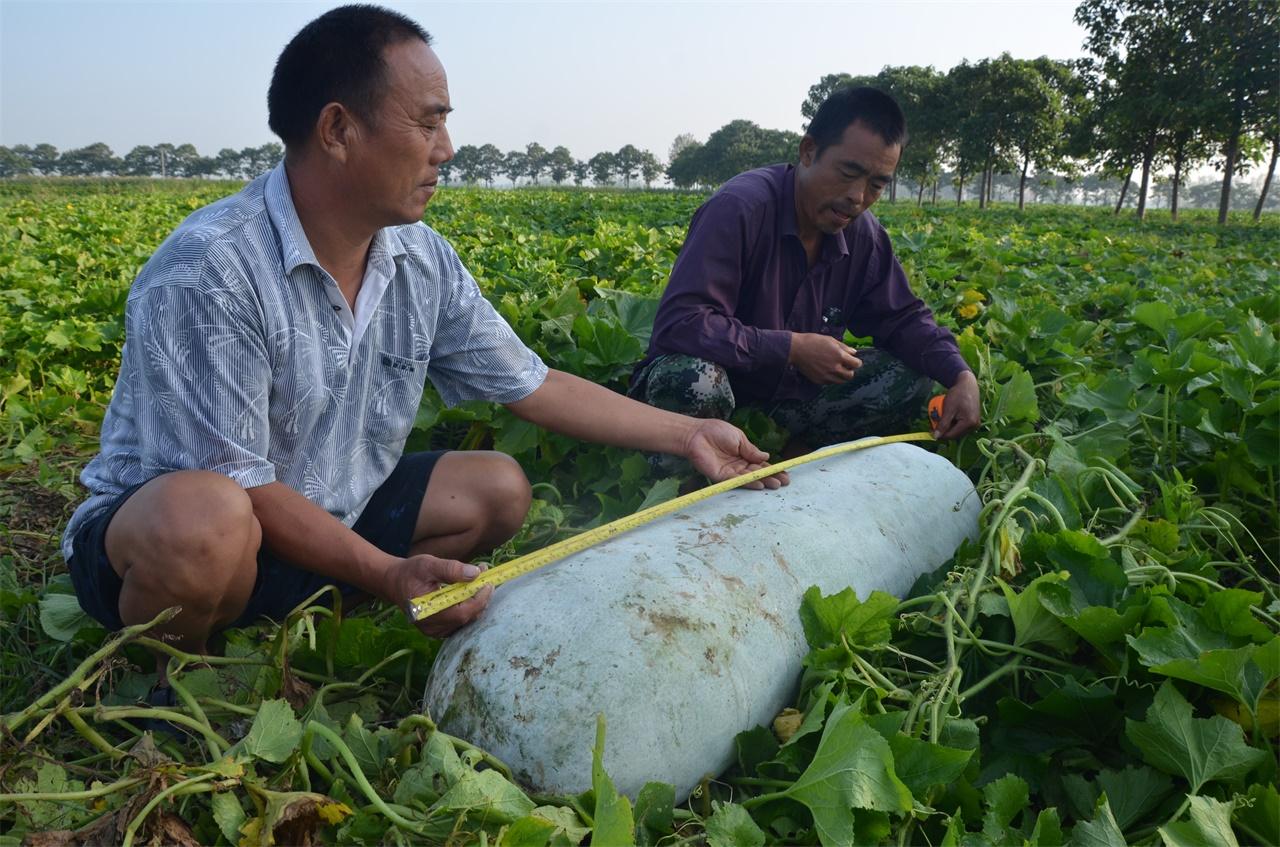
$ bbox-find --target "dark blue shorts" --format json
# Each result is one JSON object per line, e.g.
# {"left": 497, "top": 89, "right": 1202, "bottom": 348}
{"left": 66, "top": 451, "right": 447, "bottom": 632}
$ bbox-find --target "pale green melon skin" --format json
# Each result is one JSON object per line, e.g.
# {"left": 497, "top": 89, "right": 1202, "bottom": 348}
{"left": 424, "top": 441, "right": 980, "bottom": 799}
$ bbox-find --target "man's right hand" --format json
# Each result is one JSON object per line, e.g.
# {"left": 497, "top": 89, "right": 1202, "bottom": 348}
{"left": 385, "top": 554, "right": 493, "bottom": 638}
{"left": 788, "top": 333, "right": 863, "bottom": 385}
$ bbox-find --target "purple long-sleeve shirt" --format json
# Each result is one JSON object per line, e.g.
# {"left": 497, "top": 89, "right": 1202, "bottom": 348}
{"left": 641, "top": 164, "right": 970, "bottom": 405}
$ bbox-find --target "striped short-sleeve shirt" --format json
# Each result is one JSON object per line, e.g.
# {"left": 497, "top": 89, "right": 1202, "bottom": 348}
{"left": 62, "top": 164, "right": 547, "bottom": 561}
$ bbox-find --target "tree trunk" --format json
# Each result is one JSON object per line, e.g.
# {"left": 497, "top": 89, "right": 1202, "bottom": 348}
{"left": 932, "top": 178, "right": 938, "bottom": 205}
{"left": 1253, "top": 135, "right": 1277, "bottom": 221}
{"left": 978, "top": 164, "right": 988, "bottom": 209}
{"left": 1018, "top": 153, "right": 1030, "bottom": 211}
{"left": 987, "top": 167, "right": 995, "bottom": 204}
{"left": 1218, "top": 116, "right": 1242, "bottom": 225}
{"left": 1171, "top": 144, "right": 1184, "bottom": 222}
{"left": 956, "top": 172, "right": 965, "bottom": 205}
{"left": 890, "top": 175, "right": 897, "bottom": 202}
{"left": 917, "top": 179, "right": 926, "bottom": 206}
{"left": 1114, "top": 166, "right": 1133, "bottom": 215}
{"left": 1136, "top": 133, "right": 1155, "bottom": 220}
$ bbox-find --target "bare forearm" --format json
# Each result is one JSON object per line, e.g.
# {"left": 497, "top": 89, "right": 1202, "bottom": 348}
{"left": 244, "top": 481, "right": 395, "bottom": 601}
{"left": 505, "top": 369, "right": 696, "bottom": 456}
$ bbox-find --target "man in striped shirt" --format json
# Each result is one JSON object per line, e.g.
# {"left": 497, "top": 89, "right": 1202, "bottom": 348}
{"left": 62, "top": 5, "right": 782, "bottom": 668}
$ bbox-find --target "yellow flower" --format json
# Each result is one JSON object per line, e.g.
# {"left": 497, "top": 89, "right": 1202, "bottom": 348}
{"left": 958, "top": 303, "right": 981, "bottom": 320}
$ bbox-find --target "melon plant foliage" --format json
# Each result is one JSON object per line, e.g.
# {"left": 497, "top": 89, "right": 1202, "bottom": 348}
{"left": 1, "top": 181, "right": 1277, "bottom": 846}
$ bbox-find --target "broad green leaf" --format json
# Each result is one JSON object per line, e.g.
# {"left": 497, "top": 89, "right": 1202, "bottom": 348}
{"left": 1028, "top": 808, "right": 1064, "bottom": 846}
{"left": 704, "top": 802, "right": 766, "bottom": 847}
{"left": 590, "top": 715, "right": 635, "bottom": 847}
{"left": 886, "top": 734, "right": 973, "bottom": 800}
{"left": 783, "top": 699, "right": 913, "bottom": 847}
{"left": 212, "top": 792, "right": 248, "bottom": 844}
{"left": 1132, "top": 301, "right": 1175, "bottom": 335}
{"left": 993, "top": 366, "right": 1039, "bottom": 422}
{"left": 38, "top": 591, "right": 98, "bottom": 642}
{"left": 1158, "top": 796, "right": 1239, "bottom": 847}
{"left": 1144, "top": 638, "right": 1280, "bottom": 717}
{"left": 237, "top": 699, "right": 303, "bottom": 764}
{"left": 998, "top": 573, "right": 1076, "bottom": 651}
{"left": 981, "top": 773, "right": 1028, "bottom": 843}
{"left": 432, "top": 769, "right": 536, "bottom": 826}
{"left": 634, "top": 782, "right": 674, "bottom": 846}
{"left": 531, "top": 805, "right": 589, "bottom": 847}
{"left": 1232, "top": 783, "right": 1280, "bottom": 847}
{"left": 498, "top": 816, "right": 555, "bottom": 847}
{"left": 637, "top": 477, "right": 679, "bottom": 511}
{"left": 1071, "top": 795, "right": 1128, "bottom": 847}
{"left": 1094, "top": 766, "right": 1173, "bottom": 833}
{"left": 798, "top": 586, "right": 898, "bottom": 650}
{"left": 734, "top": 725, "right": 779, "bottom": 775}
{"left": 1125, "top": 682, "right": 1268, "bottom": 792}
{"left": 341, "top": 713, "right": 385, "bottom": 780}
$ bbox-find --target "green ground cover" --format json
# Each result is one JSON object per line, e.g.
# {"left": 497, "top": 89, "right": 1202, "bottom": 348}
{"left": 1, "top": 182, "right": 1277, "bottom": 846}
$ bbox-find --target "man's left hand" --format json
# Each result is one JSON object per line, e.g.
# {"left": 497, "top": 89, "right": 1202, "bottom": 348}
{"left": 683, "top": 419, "right": 789, "bottom": 489}
{"left": 934, "top": 371, "right": 981, "bottom": 440}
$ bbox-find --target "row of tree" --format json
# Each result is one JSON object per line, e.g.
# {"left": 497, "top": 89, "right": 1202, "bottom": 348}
{"left": 440, "top": 143, "right": 664, "bottom": 188}
{"left": 0, "top": 143, "right": 284, "bottom": 180}
{"left": 742, "top": 0, "right": 1275, "bottom": 223}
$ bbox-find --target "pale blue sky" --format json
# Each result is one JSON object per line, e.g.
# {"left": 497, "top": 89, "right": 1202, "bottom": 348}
{"left": 1, "top": 0, "right": 1088, "bottom": 161}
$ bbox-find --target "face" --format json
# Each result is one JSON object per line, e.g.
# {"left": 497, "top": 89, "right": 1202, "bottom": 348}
{"left": 345, "top": 39, "right": 454, "bottom": 228}
{"left": 794, "top": 121, "right": 900, "bottom": 236}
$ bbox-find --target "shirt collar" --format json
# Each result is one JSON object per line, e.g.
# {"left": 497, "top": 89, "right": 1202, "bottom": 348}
{"left": 265, "top": 163, "right": 409, "bottom": 276}
{"left": 781, "top": 164, "right": 850, "bottom": 264}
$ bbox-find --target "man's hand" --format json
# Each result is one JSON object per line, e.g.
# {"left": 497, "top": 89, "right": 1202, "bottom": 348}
{"left": 789, "top": 333, "right": 863, "bottom": 385}
{"left": 683, "top": 419, "right": 789, "bottom": 490}
{"left": 385, "top": 555, "right": 493, "bottom": 638}
{"left": 933, "top": 371, "right": 981, "bottom": 440}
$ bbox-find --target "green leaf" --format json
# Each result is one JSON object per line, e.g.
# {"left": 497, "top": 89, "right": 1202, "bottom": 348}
{"left": 1233, "top": 783, "right": 1280, "bottom": 847}
{"left": 1125, "top": 682, "right": 1268, "bottom": 793}
{"left": 341, "top": 713, "right": 385, "bottom": 780}
{"left": 498, "top": 816, "right": 555, "bottom": 847}
{"left": 1140, "top": 637, "right": 1280, "bottom": 717}
{"left": 995, "top": 367, "right": 1040, "bottom": 422}
{"left": 704, "top": 802, "right": 766, "bottom": 847}
{"left": 531, "top": 805, "right": 589, "bottom": 847}
{"left": 237, "top": 699, "right": 303, "bottom": 764}
{"left": 1028, "top": 808, "right": 1064, "bottom": 846}
{"left": 211, "top": 792, "right": 247, "bottom": 844}
{"left": 432, "top": 769, "right": 536, "bottom": 826}
{"left": 798, "top": 586, "right": 898, "bottom": 650}
{"left": 886, "top": 734, "right": 973, "bottom": 800}
{"left": 1093, "top": 766, "right": 1173, "bottom": 833}
{"left": 38, "top": 591, "right": 98, "bottom": 642}
{"left": 1132, "top": 301, "right": 1174, "bottom": 335}
{"left": 783, "top": 698, "right": 913, "bottom": 847}
{"left": 634, "top": 782, "right": 674, "bottom": 846}
{"left": 981, "top": 773, "right": 1028, "bottom": 843}
{"left": 590, "top": 715, "right": 635, "bottom": 847}
{"left": 998, "top": 573, "right": 1076, "bottom": 651}
{"left": 1158, "top": 796, "right": 1239, "bottom": 847}
{"left": 636, "top": 477, "right": 679, "bottom": 511}
{"left": 1071, "top": 795, "right": 1128, "bottom": 847}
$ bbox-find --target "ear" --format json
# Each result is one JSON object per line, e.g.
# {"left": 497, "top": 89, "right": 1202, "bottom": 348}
{"left": 314, "top": 102, "right": 358, "bottom": 163}
{"left": 798, "top": 135, "right": 817, "bottom": 168}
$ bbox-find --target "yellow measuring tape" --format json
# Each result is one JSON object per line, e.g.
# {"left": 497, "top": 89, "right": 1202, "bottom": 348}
{"left": 409, "top": 431, "right": 936, "bottom": 620}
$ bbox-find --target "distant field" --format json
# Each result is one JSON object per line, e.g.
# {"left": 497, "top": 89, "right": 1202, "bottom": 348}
{"left": 2, "top": 182, "right": 1277, "bottom": 846}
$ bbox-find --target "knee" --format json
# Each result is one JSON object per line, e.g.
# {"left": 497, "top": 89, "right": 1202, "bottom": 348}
{"left": 113, "top": 471, "right": 258, "bottom": 603}
{"left": 476, "top": 452, "right": 531, "bottom": 540}
{"left": 643, "top": 355, "right": 734, "bottom": 419}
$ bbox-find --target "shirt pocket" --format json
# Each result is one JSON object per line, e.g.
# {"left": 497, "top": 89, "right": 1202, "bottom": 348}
{"left": 366, "top": 351, "right": 430, "bottom": 445}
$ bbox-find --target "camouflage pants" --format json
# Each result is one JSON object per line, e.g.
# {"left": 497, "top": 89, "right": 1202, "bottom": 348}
{"left": 629, "top": 349, "right": 932, "bottom": 473}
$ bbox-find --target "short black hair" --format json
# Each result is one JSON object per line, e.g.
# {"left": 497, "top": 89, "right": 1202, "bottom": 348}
{"left": 806, "top": 86, "right": 907, "bottom": 155}
{"left": 268, "top": 4, "right": 431, "bottom": 149}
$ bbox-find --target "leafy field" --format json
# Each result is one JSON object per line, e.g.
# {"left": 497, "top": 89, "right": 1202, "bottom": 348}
{"left": 1, "top": 182, "right": 1277, "bottom": 847}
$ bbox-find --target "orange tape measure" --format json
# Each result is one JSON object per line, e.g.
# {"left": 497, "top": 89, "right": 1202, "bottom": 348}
{"left": 928, "top": 395, "right": 945, "bottom": 431}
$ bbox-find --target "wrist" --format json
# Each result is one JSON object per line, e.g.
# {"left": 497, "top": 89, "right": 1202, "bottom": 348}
{"left": 786, "top": 332, "right": 804, "bottom": 365}
{"left": 358, "top": 550, "right": 402, "bottom": 604}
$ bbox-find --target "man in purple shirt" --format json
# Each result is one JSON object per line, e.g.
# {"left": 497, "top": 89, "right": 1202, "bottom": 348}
{"left": 630, "top": 87, "right": 980, "bottom": 454}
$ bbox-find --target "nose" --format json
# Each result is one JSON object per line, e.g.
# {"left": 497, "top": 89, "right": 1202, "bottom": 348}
{"left": 434, "top": 124, "right": 455, "bottom": 165}
{"left": 847, "top": 177, "right": 867, "bottom": 210}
